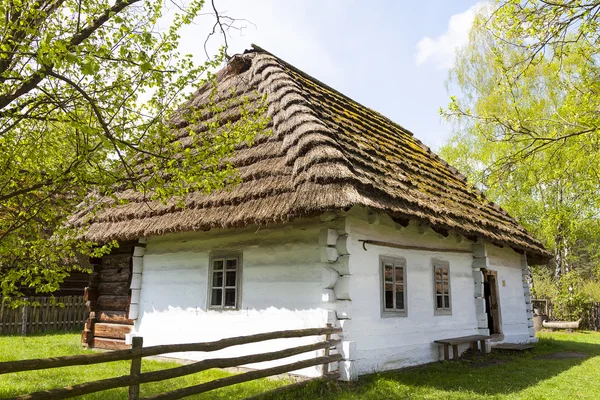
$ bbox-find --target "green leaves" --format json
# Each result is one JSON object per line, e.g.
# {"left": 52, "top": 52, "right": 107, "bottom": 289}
{"left": 0, "top": 0, "right": 256, "bottom": 304}
{"left": 441, "top": 1, "right": 600, "bottom": 273}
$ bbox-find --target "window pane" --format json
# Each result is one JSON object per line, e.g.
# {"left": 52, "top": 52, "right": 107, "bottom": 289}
{"left": 437, "top": 295, "right": 443, "bottom": 309}
{"left": 225, "top": 289, "right": 236, "bottom": 306}
{"left": 226, "top": 271, "right": 236, "bottom": 287}
{"left": 211, "top": 289, "right": 222, "bottom": 306}
{"left": 436, "top": 282, "right": 442, "bottom": 295}
{"left": 385, "top": 283, "right": 393, "bottom": 309}
{"left": 213, "top": 260, "right": 224, "bottom": 270}
{"left": 226, "top": 259, "right": 237, "bottom": 269}
{"left": 395, "top": 267, "right": 403, "bottom": 284}
{"left": 435, "top": 266, "right": 442, "bottom": 280}
{"left": 384, "top": 265, "right": 393, "bottom": 282}
{"left": 395, "top": 290, "right": 404, "bottom": 310}
{"left": 442, "top": 266, "right": 449, "bottom": 281}
{"left": 212, "top": 271, "right": 223, "bottom": 288}
{"left": 444, "top": 295, "right": 450, "bottom": 309}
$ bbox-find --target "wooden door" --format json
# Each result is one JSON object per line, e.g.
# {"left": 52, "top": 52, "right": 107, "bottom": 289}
{"left": 483, "top": 270, "right": 502, "bottom": 334}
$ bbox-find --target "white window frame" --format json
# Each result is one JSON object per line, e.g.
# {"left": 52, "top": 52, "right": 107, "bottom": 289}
{"left": 433, "top": 259, "right": 452, "bottom": 316}
{"left": 380, "top": 256, "right": 407, "bottom": 317}
{"left": 208, "top": 254, "right": 242, "bottom": 310}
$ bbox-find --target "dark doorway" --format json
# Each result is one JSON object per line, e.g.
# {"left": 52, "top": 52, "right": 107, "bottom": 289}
{"left": 483, "top": 270, "right": 502, "bottom": 334}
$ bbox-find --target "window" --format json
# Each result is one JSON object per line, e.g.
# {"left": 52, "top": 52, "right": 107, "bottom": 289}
{"left": 209, "top": 256, "right": 241, "bottom": 309}
{"left": 381, "top": 257, "right": 407, "bottom": 316}
{"left": 433, "top": 260, "right": 451, "bottom": 315}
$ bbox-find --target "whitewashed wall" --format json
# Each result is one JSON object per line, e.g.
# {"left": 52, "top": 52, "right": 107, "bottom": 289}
{"left": 342, "top": 208, "right": 533, "bottom": 375}
{"left": 133, "top": 208, "right": 534, "bottom": 378}
{"left": 343, "top": 210, "right": 477, "bottom": 374}
{"left": 135, "top": 219, "right": 330, "bottom": 377}
{"left": 487, "top": 245, "right": 531, "bottom": 344}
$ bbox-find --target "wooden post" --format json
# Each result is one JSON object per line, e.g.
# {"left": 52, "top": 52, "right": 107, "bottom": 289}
{"left": 322, "top": 323, "right": 332, "bottom": 376}
{"left": 129, "top": 336, "right": 143, "bottom": 400}
{"left": 21, "top": 299, "right": 28, "bottom": 336}
{"left": 452, "top": 344, "right": 459, "bottom": 360}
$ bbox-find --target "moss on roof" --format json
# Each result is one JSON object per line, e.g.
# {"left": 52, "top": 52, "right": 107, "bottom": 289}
{"left": 69, "top": 45, "right": 551, "bottom": 264}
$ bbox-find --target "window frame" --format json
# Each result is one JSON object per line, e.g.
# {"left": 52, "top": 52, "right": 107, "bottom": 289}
{"left": 380, "top": 256, "right": 408, "bottom": 317}
{"left": 208, "top": 253, "right": 242, "bottom": 310}
{"left": 432, "top": 259, "right": 452, "bottom": 316}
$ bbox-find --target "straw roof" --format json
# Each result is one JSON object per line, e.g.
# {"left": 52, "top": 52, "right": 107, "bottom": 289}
{"left": 70, "top": 45, "right": 551, "bottom": 264}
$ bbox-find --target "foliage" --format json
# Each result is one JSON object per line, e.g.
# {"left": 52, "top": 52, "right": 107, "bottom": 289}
{"left": 440, "top": 1, "right": 600, "bottom": 276}
{"left": 530, "top": 268, "right": 555, "bottom": 300}
{"left": 0, "top": 0, "right": 268, "bottom": 302}
{"left": 582, "top": 280, "right": 600, "bottom": 302}
{"left": 552, "top": 271, "right": 592, "bottom": 320}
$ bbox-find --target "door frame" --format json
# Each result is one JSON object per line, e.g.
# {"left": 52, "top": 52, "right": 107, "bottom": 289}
{"left": 483, "top": 269, "right": 503, "bottom": 335}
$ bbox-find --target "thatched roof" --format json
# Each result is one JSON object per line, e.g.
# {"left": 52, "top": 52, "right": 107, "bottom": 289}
{"left": 70, "top": 45, "right": 551, "bottom": 264}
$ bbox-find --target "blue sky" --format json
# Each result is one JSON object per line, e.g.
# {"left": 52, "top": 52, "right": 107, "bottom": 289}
{"left": 179, "top": 0, "right": 484, "bottom": 150}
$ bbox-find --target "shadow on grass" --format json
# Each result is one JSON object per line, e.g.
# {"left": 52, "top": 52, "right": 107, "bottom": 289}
{"left": 257, "top": 333, "right": 600, "bottom": 400}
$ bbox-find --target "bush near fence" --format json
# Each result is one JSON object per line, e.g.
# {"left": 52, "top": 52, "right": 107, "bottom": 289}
{"left": 0, "top": 296, "right": 87, "bottom": 335}
{"left": 532, "top": 299, "right": 600, "bottom": 331}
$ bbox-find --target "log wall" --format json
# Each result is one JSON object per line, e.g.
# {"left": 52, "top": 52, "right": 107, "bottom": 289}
{"left": 82, "top": 241, "right": 138, "bottom": 350}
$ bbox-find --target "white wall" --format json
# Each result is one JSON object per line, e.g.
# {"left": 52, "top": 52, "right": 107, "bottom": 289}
{"left": 487, "top": 245, "right": 531, "bottom": 343}
{"left": 343, "top": 208, "right": 534, "bottom": 375}
{"left": 135, "top": 219, "right": 330, "bottom": 377}
{"left": 344, "top": 210, "right": 478, "bottom": 375}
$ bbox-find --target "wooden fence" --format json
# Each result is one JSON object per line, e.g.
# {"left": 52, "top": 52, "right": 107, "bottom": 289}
{"left": 0, "top": 296, "right": 87, "bottom": 335}
{"left": 532, "top": 299, "right": 600, "bottom": 331}
{"left": 0, "top": 326, "right": 342, "bottom": 400}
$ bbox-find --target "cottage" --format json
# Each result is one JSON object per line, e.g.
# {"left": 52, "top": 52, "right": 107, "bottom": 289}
{"left": 70, "top": 45, "right": 550, "bottom": 380}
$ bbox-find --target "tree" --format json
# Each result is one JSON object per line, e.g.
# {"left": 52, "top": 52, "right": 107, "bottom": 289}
{"left": 441, "top": 1, "right": 600, "bottom": 276}
{"left": 0, "top": 0, "right": 268, "bottom": 302}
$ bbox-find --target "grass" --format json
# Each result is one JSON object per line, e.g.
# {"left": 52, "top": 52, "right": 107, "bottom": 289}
{"left": 1, "top": 331, "right": 600, "bottom": 399}
{"left": 0, "top": 332, "right": 292, "bottom": 399}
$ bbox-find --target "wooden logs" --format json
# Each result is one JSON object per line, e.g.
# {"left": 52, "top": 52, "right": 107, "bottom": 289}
{"left": 99, "top": 269, "right": 130, "bottom": 283}
{"left": 96, "top": 310, "right": 134, "bottom": 325}
{"left": 101, "top": 255, "right": 131, "bottom": 270}
{"left": 93, "top": 323, "right": 133, "bottom": 340}
{"left": 93, "top": 337, "right": 130, "bottom": 350}
{"left": 98, "top": 282, "right": 129, "bottom": 296}
{"left": 542, "top": 319, "right": 582, "bottom": 330}
{"left": 97, "top": 296, "right": 129, "bottom": 311}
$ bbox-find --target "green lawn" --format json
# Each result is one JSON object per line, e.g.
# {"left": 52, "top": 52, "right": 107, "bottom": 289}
{"left": 1, "top": 331, "right": 600, "bottom": 399}
{"left": 0, "top": 332, "right": 292, "bottom": 399}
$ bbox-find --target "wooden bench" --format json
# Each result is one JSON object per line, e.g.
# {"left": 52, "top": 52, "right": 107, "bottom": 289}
{"left": 434, "top": 334, "right": 492, "bottom": 360}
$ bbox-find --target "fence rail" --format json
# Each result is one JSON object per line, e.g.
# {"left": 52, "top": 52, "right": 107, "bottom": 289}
{"left": 0, "top": 326, "right": 342, "bottom": 400}
{"left": 532, "top": 299, "right": 600, "bottom": 331}
{"left": 0, "top": 296, "right": 87, "bottom": 335}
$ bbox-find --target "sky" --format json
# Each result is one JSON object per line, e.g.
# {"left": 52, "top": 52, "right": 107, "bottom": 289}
{"left": 177, "top": 0, "right": 485, "bottom": 151}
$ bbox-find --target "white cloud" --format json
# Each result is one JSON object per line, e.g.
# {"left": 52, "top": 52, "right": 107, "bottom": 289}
{"left": 415, "top": 2, "right": 487, "bottom": 69}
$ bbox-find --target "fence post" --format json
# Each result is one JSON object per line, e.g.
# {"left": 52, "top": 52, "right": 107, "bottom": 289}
{"left": 129, "top": 336, "right": 143, "bottom": 400}
{"left": 322, "top": 323, "right": 332, "bottom": 376}
{"left": 21, "top": 299, "right": 28, "bottom": 336}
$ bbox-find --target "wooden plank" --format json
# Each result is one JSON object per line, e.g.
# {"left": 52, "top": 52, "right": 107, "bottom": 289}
{"left": 94, "top": 323, "right": 133, "bottom": 340}
{"left": 97, "top": 296, "right": 130, "bottom": 311}
{"left": 97, "top": 310, "right": 134, "bottom": 325}
{"left": 0, "top": 327, "right": 342, "bottom": 375}
{"left": 434, "top": 335, "right": 492, "bottom": 345}
{"left": 13, "top": 342, "right": 341, "bottom": 400}
{"left": 143, "top": 354, "right": 343, "bottom": 400}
